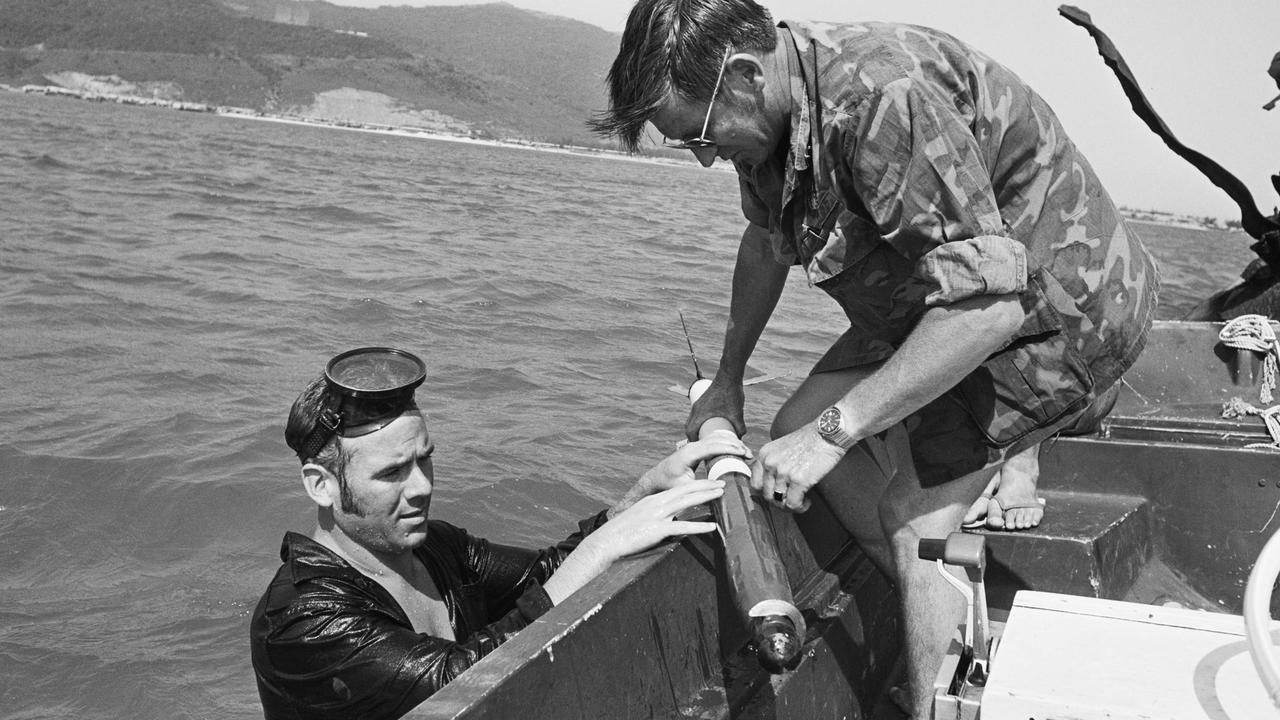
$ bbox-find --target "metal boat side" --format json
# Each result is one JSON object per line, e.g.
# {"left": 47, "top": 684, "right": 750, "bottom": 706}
{"left": 410, "top": 490, "right": 898, "bottom": 719}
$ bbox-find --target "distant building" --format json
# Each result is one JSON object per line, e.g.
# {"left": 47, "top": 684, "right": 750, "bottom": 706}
{"left": 273, "top": 1, "right": 310, "bottom": 26}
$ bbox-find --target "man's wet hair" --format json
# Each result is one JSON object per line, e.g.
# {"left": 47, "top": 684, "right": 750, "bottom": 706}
{"left": 286, "top": 374, "right": 358, "bottom": 510}
{"left": 589, "top": 0, "right": 775, "bottom": 152}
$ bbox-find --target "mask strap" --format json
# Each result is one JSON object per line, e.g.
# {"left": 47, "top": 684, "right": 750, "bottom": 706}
{"left": 298, "top": 408, "right": 342, "bottom": 461}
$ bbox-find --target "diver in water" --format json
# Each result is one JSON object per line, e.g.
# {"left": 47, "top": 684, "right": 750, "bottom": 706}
{"left": 250, "top": 346, "right": 748, "bottom": 720}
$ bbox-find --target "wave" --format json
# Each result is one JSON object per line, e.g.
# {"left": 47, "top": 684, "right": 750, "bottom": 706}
{"left": 28, "top": 152, "right": 73, "bottom": 170}
{"left": 291, "top": 203, "right": 397, "bottom": 226}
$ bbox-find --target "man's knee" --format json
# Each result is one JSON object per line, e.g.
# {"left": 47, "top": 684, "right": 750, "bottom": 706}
{"left": 1058, "top": 381, "right": 1121, "bottom": 437}
{"left": 877, "top": 463, "right": 999, "bottom": 550}
{"left": 769, "top": 402, "right": 809, "bottom": 440}
{"left": 877, "top": 491, "right": 921, "bottom": 548}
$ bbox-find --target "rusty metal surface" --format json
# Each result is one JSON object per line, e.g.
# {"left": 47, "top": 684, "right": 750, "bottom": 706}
{"left": 412, "top": 498, "right": 898, "bottom": 720}
{"left": 720, "top": 556, "right": 899, "bottom": 720}
{"left": 1024, "top": 321, "right": 1280, "bottom": 613}
{"left": 412, "top": 536, "right": 732, "bottom": 720}
{"left": 1040, "top": 436, "right": 1280, "bottom": 614}
{"left": 1112, "top": 321, "right": 1275, "bottom": 413}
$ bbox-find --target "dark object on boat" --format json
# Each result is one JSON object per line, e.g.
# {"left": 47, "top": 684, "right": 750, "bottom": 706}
{"left": 754, "top": 615, "right": 803, "bottom": 674}
{"left": 684, "top": 326, "right": 806, "bottom": 675}
{"left": 1059, "top": 5, "right": 1280, "bottom": 321}
{"left": 696, "top": 415, "right": 806, "bottom": 675}
{"left": 921, "top": 533, "right": 992, "bottom": 718}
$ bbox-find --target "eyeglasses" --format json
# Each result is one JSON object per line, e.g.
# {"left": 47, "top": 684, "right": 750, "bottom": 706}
{"left": 662, "top": 47, "right": 732, "bottom": 151}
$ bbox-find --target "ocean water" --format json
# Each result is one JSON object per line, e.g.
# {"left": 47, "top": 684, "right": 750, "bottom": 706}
{"left": 0, "top": 90, "right": 1257, "bottom": 719}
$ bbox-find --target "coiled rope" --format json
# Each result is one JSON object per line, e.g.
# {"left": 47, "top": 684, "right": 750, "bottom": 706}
{"left": 1220, "top": 315, "right": 1280, "bottom": 448}
{"left": 1219, "top": 314, "right": 1280, "bottom": 403}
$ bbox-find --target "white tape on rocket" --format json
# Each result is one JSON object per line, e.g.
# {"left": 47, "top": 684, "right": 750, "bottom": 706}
{"left": 708, "top": 456, "right": 752, "bottom": 482}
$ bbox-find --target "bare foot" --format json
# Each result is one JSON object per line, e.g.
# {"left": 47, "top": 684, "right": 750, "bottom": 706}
{"left": 985, "top": 444, "right": 1043, "bottom": 530}
{"left": 961, "top": 445, "right": 1044, "bottom": 531}
{"left": 962, "top": 474, "right": 998, "bottom": 529}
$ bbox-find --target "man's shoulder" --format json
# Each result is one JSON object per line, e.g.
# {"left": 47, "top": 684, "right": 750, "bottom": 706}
{"left": 251, "top": 532, "right": 398, "bottom": 633}
{"left": 413, "top": 520, "right": 482, "bottom": 574}
{"left": 787, "top": 18, "right": 979, "bottom": 52}
{"left": 784, "top": 19, "right": 962, "bottom": 68}
{"left": 424, "top": 518, "right": 471, "bottom": 550}
{"left": 781, "top": 21, "right": 920, "bottom": 108}
{"left": 783, "top": 19, "right": 1006, "bottom": 108}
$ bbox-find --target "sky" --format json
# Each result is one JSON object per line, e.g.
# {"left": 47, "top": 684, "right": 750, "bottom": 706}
{"left": 330, "top": 0, "right": 1280, "bottom": 220}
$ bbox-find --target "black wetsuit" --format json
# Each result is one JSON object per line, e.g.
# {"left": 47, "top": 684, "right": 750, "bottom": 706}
{"left": 250, "top": 513, "right": 606, "bottom": 720}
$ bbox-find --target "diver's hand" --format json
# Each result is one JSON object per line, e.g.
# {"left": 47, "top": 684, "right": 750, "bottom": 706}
{"left": 751, "top": 424, "right": 846, "bottom": 513}
{"left": 544, "top": 480, "right": 725, "bottom": 604}
{"left": 611, "top": 436, "right": 750, "bottom": 517}
{"left": 640, "top": 435, "right": 752, "bottom": 492}
{"left": 685, "top": 373, "right": 745, "bottom": 441}
{"left": 592, "top": 480, "right": 725, "bottom": 559}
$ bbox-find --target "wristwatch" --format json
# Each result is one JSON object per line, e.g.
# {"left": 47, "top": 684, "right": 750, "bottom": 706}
{"left": 816, "top": 405, "right": 857, "bottom": 449}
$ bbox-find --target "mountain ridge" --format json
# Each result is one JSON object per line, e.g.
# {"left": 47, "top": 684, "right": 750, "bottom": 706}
{"left": 0, "top": 0, "right": 631, "bottom": 149}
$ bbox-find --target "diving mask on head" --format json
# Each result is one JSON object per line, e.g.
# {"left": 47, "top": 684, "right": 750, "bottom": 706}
{"left": 297, "top": 347, "right": 427, "bottom": 461}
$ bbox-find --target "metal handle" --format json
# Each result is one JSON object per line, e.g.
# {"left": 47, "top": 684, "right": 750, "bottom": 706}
{"left": 920, "top": 532, "right": 991, "bottom": 686}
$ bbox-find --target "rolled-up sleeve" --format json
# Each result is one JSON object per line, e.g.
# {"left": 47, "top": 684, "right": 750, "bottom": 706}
{"left": 916, "top": 234, "right": 1027, "bottom": 306}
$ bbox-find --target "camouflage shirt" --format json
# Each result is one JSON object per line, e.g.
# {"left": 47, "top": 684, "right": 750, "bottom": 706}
{"left": 738, "top": 20, "right": 1159, "bottom": 447}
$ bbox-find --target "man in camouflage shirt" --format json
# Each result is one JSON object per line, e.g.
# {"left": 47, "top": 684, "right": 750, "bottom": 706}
{"left": 592, "top": 0, "right": 1157, "bottom": 715}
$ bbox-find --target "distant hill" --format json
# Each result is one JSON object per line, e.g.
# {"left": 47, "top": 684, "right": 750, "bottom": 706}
{"left": 0, "top": 0, "right": 641, "bottom": 149}
{"left": 0, "top": 0, "right": 406, "bottom": 58}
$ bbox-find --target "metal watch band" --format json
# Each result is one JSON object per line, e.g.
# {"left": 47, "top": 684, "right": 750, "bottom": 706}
{"left": 818, "top": 406, "right": 857, "bottom": 449}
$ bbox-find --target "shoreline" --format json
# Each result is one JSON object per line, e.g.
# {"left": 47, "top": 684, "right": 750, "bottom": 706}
{"left": 1125, "top": 217, "right": 1244, "bottom": 234}
{"left": 216, "top": 110, "right": 711, "bottom": 169}
{"left": 4, "top": 82, "right": 712, "bottom": 171}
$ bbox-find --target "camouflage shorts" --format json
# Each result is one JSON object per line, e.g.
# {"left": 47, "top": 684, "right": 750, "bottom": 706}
{"left": 896, "top": 380, "right": 1119, "bottom": 487}
{"left": 813, "top": 339, "right": 1121, "bottom": 488}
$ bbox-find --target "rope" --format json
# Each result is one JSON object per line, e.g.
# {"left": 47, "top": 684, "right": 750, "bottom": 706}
{"left": 1222, "top": 396, "right": 1280, "bottom": 449}
{"left": 1219, "top": 314, "right": 1280, "bottom": 403}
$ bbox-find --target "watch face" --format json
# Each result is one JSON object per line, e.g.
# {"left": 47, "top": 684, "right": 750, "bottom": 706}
{"left": 818, "top": 407, "right": 841, "bottom": 435}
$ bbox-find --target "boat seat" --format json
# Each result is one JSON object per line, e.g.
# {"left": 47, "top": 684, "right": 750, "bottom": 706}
{"left": 966, "top": 490, "right": 1151, "bottom": 611}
